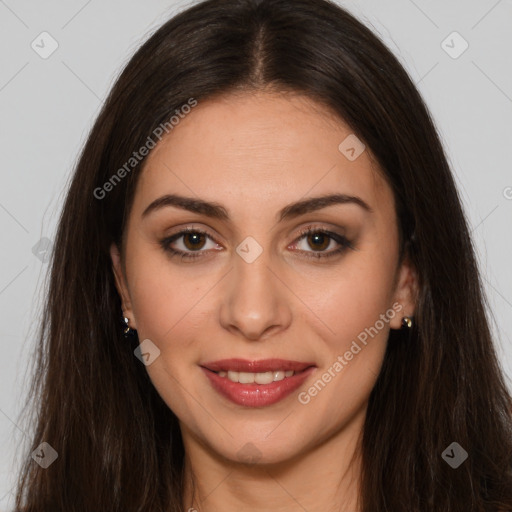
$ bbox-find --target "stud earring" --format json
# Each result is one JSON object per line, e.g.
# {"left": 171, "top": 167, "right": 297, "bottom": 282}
{"left": 401, "top": 316, "right": 413, "bottom": 329}
{"left": 123, "top": 315, "right": 137, "bottom": 338}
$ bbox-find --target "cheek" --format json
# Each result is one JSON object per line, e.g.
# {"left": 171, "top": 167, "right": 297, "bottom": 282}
{"left": 125, "top": 244, "right": 216, "bottom": 390}
{"left": 130, "top": 271, "right": 175, "bottom": 340}
{"left": 312, "top": 256, "right": 397, "bottom": 343}
{"left": 296, "top": 275, "right": 396, "bottom": 424}
{"left": 126, "top": 254, "right": 203, "bottom": 419}
{"left": 125, "top": 244, "right": 193, "bottom": 348}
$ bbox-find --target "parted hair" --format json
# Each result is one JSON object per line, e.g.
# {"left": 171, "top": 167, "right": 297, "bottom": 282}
{"left": 14, "top": 0, "right": 512, "bottom": 511}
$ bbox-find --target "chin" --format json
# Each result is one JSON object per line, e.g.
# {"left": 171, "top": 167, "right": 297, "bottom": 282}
{"left": 211, "top": 434, "right": 307, "bottom": 467}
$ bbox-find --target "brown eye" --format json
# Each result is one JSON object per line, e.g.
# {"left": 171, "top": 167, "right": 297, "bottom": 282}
{"left": 182, "top": 232, "right": 207, "bottom": 251}
{"left": 293, "top": 226, "right": 353, "bottom": 260}
{"left": 159, "top": 228, "right": 219, "bottom": 261}
{"left": 306, "top": 232, "right": 330, "bottom": 252}
{"left": 160, "top": 226, "right": 353, "bottom": 262}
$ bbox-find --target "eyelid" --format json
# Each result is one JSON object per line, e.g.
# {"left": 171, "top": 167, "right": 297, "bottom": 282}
{"left": 294, "top": 224, "right": 353, "bottom": 247}
{"left": 162, "top": 226, "right": 220, "bottom": 252}
{"left": 160, "top": 223, "right": 353, "bottom": 260}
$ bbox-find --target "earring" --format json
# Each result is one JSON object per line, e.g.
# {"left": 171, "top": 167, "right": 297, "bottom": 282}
{"left": 123, "top": 315, "right": 137, "bottom": 337}
{"left": 401, "top": 316, "right": 413, "bottom": 329}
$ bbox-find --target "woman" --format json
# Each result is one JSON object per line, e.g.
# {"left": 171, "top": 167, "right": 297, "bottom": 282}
{"left": 13, "top": 0, "right": 512, "bottom": 510}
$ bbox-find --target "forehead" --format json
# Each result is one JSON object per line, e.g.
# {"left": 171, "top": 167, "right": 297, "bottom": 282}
{"left": 132, "top": 91, "right": 392, "bottom": 223}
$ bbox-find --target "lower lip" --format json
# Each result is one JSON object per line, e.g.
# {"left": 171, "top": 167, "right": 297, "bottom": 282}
{"left": 200, "top": 366, "right": 316, "bottom": 407}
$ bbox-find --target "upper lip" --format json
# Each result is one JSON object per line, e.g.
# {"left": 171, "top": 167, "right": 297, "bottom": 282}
{"left": 200, "top": 358, "right": 315, "bottom": 373}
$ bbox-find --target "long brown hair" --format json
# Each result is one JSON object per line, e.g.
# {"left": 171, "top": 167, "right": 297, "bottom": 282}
{"left": 13, "top": 0, "right": 512, "bottom": 510}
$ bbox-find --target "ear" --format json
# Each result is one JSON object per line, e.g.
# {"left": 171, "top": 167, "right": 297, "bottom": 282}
{"left": 110, "top": 242, "right": 137, "bottom": 330}
{"left": 389, "top": 253, "right": 418, "bottom": 330}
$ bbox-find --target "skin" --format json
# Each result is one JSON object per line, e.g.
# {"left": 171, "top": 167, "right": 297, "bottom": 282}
{"left": 110, "top": 89, "right": 417, "bottom": 512}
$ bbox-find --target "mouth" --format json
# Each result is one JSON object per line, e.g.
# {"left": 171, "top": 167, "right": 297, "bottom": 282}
{"left": 213, "top": 369, "right": 298, "bottom": 384}
{"left": 201, "top": 358, "right": 315, "bottom": 381}
{"left": 200, "top": 358, "right": 317, "bottom": 407}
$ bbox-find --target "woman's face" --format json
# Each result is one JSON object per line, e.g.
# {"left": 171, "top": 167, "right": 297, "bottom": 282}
{"left": 111, "top": 90, "right": 416, "bottom": 465}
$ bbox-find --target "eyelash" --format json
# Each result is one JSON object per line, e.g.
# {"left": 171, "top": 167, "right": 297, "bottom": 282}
{"left": 159, "top": 225, "right": 354, "bottom": 262}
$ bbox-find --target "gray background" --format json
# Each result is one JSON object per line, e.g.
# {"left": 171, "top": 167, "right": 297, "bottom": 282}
{"left": 0, "top": 0, "right": 511, "bottom": 507}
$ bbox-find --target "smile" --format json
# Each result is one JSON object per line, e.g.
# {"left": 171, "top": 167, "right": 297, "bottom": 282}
{"left": 216, "top": 369, "right": 295, "bottom": 384}
{"left": 200, "top": 358, "right": 316, "bottom": 407}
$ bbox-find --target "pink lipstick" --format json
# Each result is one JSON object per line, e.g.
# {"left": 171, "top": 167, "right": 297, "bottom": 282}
{"left": 200, "top": 358, "right": 316, "bottom": 407}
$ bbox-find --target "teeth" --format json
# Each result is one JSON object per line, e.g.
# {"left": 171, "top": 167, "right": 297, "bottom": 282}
{"left": 237, "top": 371, "right": 254, "bottom": 384}
{"left": 217, "top": 369, "right": 296, "bottom": 383}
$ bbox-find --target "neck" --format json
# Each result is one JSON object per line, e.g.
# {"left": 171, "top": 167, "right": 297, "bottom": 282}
{"left": 181, "top": 408, "right": 365, "bottom": 512}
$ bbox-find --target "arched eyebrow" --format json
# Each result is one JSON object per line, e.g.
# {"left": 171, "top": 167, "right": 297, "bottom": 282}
{"left": 141, "top": 193, "right": 373, "bottom": 222}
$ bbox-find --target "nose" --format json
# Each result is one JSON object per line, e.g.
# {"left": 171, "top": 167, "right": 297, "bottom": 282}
{"left": 219, "top": 247, "right": 292, "bottom": 341}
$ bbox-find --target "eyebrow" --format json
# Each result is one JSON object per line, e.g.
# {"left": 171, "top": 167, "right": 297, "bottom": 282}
{"left": 141, "top": 192, "right": 373, "bottom": 222}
